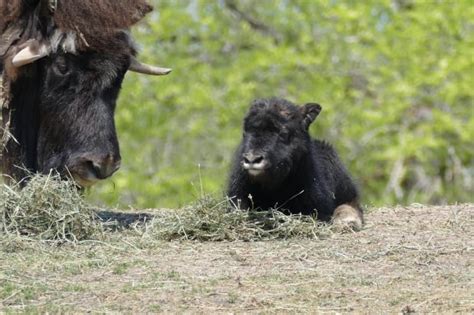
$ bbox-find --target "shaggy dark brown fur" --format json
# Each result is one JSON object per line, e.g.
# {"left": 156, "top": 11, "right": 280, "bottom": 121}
{"left": 54, "top": 0, "right": 152, "bottom": 51}
{"left": 0, "top": 0, "right": 152, "bottom": 53}
{"left": 0, "top": 0, "right": 152, "bottom": 32}
{"left": 0, "top": 0, "right": 25, "bottom": 33}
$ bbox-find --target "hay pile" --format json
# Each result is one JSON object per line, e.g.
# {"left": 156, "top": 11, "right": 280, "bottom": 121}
{"left": 0, "top": 174, "right": 329, "bottom": 243}
{"left": 146, "top": 197, "right": 330, "bottom": 241}
{"left": 0, "top": 173, "right": 102, "bottom": 243}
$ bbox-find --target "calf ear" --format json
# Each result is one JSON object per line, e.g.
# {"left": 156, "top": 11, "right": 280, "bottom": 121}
{"left": 301, "top": 103, "right": 322, "bottom": 129}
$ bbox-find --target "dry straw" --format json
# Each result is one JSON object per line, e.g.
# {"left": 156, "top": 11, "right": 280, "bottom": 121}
{"left": 145, "top": 197, "right": 331, "bottom": 241}
{"left": 0, "top": 173, "right": 330, "bottom": 243}
{"left": 0, "top": 172, "right": 102, "bottom": 243}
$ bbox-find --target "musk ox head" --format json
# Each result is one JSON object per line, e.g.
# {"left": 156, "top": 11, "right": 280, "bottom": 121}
{"left": 239, "top": 98, "right": 321, "bottom": 186}
{"left": 0, "top": 0, "right": 171, "bottom": 186}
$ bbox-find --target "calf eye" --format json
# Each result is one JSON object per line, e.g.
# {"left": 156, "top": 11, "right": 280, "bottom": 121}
{"left": 280, "top": 130, "right": 291, "bottom": 142}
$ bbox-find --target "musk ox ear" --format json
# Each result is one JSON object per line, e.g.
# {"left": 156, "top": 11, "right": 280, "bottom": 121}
{"left": 12, "top": 39, "right": 50, "bottom": 67}
{"left": 301, "top": 103, "right": 322, "bottom": 129}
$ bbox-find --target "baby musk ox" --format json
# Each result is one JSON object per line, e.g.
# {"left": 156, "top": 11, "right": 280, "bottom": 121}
{"left": 0, "top": 0, "right": 171, "bottom": 187}
{"left": 227, "top": 98, "right": 364, "bottom": 230}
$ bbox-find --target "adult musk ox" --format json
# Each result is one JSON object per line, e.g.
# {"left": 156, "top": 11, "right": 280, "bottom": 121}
{"left": 0, "top": 0, "right": 171, "bottom": 186}
{"left": 227, "top": 98, "right": 364, "bottom": 230}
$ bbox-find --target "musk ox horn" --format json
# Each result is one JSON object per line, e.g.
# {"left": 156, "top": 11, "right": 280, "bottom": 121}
{"left": 128, "top": 57, "right": 172, "bottom": 75}
{"left": 12, "top": 40, "right": 50, "bottom": 67}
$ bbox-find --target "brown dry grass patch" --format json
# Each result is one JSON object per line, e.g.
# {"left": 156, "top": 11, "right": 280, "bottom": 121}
{"left": 1, "top": 201, "right": 472, "bottom": 313}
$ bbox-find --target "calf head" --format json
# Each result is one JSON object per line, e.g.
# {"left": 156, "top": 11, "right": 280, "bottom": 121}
{"left": 240, "top": 98, "right": 321, "bottom": 186}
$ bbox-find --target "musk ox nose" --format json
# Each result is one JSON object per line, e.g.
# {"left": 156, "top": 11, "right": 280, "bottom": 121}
{"left": 68, "top": 153, "right": 121, "bottom": 186}
{"left": 242, "top": 152, "right": 266, "bottom": 170}
{"left": 87, "top": 156, "right": 121, "bottom": 179}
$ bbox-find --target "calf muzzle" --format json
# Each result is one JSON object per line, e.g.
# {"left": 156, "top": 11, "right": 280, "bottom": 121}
{"left": 242, "top": 152, "right": 268, "bottom": 176}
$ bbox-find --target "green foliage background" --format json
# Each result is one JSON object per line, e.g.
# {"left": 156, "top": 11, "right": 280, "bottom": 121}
{"left": 90, "top": 0, "right": 473, "bottom": 208}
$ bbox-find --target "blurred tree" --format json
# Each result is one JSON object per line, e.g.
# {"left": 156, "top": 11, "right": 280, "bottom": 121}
{"left": 89, "top": 0, "right": 474, "bottom": 208}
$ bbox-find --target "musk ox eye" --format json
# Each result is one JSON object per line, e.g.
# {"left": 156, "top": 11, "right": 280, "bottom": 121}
{"left": 53, "top": 56, "right": 69, "bottom": 76}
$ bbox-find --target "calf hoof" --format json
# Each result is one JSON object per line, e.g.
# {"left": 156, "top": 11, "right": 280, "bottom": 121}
{"left": 332, "top": 204, "right": 363, "bottom": 232}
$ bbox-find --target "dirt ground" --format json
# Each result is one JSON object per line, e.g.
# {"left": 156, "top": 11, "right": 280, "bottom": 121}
{"left": 1, "top": 204, "right": 473, "bottom": 313}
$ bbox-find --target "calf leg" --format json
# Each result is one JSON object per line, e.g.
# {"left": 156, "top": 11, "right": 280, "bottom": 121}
{"left": 332, "top": 202, "right": 363, "bottom": 231}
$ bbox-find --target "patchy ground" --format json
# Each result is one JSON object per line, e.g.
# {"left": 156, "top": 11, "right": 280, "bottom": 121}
{"left": 1, "top": 204, "right": 472, "bottom": 313}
